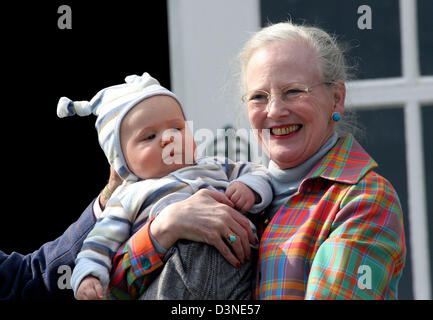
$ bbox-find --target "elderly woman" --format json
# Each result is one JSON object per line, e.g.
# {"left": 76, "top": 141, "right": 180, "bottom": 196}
{"left": 1, "top": 21, "right": 405, "bottom": 300}
{"left": 237, "top": 22, "right": 406, "bottom": 299}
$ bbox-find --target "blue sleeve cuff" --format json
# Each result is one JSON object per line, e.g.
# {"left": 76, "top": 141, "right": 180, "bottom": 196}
{"left": 71, "top": 258, "right": 110, "bottom": 298}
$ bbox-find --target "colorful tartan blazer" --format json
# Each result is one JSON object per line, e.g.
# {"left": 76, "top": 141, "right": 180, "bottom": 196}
{"left": 254, "top": 134, "right": 406, "bottom": 299}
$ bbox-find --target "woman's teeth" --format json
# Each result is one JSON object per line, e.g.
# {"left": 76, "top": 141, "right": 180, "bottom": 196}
{"left": 271, "top": 125, "right": 301, "bottom": 136}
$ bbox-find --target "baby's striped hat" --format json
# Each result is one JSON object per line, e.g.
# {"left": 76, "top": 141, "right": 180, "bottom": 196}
{"left": 57, "top": 72, "right": 182, "bottom": 182}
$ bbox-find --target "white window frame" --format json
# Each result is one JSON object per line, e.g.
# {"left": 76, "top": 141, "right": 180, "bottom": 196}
{"left": 347, "top": 0, "right": 433, "bottom": 300}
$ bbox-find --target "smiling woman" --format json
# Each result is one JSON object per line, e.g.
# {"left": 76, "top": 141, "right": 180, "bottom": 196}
{"left": 234, "top": 21, "right": 406, "bottom": 300}
{"left": 242, "top": 38, "right": 345, "bottom": 169}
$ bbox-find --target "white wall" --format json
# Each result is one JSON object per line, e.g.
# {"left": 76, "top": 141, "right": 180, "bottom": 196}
{"left": 167, "top": 0, "right": 260, "bottom": 134}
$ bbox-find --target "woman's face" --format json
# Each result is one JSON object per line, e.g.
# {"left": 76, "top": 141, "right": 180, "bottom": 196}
{"left": 245, "top": 40, "right": 345, "bottom": 169}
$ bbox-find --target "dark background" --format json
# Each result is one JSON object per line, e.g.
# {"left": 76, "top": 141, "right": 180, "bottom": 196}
{"left": 0, "top": 1, "right": 170, "bottom": 253}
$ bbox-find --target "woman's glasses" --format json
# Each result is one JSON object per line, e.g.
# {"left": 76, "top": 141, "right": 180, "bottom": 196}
{"left": 242, "top": 82, "right": 333, "bottom": 107}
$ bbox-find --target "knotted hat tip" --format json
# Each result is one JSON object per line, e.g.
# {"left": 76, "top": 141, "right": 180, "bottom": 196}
{"left": 57, "top": 97, "right": 93, "bottom": 118}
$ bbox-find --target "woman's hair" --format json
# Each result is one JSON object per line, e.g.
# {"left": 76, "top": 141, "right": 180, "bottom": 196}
{"left": 238, "top": 20, "right": 362, "bottom": 138}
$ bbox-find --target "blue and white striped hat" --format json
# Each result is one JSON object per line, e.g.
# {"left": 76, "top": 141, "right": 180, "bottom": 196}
{"left": 57, "top": 72, "right": 183, "bottom": 182}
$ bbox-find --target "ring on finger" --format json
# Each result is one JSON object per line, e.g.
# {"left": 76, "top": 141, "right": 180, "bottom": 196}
{"left": 225, "top": 232, "right": 237, "bottom": 244}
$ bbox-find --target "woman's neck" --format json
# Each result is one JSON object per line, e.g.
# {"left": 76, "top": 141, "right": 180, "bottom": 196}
{"left": 269, "top": 132, "right": 338, "bottom": 183}
{"left": 267, "top": 132, "right": 338, "bottom": 217}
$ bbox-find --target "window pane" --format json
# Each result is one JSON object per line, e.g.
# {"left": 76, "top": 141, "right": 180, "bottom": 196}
{"left": 260, "top": 0, "right": 401, "bottom": 79}
{"left": 418, "top": 0, "right": 433, "bottom": 75}
{"left": 422, "top": 105, "right": 433, "bottom": 294}
{"left": 354, "top": 107, "right": 412, "bottom": 299}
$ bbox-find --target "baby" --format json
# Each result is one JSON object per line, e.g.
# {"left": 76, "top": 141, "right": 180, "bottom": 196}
{"left": 58, "top": 73, "right": 272, "bottom": 300}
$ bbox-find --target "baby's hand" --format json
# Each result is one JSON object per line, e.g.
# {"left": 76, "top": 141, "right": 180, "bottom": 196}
{"left": 225, "top": 182, "right": 257, "bottom": 212}
{"left": 76, "top": 275, "right": 104, "bottom": 300}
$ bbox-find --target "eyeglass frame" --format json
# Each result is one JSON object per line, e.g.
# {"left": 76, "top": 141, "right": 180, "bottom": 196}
{"left": 241, "top": 82, "right": 335, "bottom": 107}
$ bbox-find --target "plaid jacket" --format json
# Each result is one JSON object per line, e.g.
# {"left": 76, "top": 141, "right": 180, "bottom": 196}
{"left": 255, "top": 134, "right": 406, "bottom": 299}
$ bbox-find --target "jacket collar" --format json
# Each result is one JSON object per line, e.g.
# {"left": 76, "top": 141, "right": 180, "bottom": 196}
{"left": 304, "top": 134, "right": 378, "bottom": 185}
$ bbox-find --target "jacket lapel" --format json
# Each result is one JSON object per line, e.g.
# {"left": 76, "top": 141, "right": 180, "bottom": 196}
{"left": 304, "top": 134, "right": 378, "bottom": 186}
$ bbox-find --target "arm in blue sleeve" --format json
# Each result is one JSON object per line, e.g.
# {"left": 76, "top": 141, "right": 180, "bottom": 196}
{"left": 0, "top": 199, "right": 97, "bottom": 300}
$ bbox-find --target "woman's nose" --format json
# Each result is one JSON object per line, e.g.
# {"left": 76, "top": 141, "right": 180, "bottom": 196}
{"left": 266, "top": 98, "right": 290, "bottom": 119}
{"left": 160, "top": 135, "right": 174, "bottom": 148}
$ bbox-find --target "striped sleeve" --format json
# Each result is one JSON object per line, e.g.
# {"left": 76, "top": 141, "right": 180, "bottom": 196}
{"left": 70, "top": 181, "right": 155, "bottom": 294}
{"left": 106, "top": 219, "right": 164, "bottom": 299}
{"left": 71, "top": 197, "right": 136, "bottom": 293}
{"left": 305, "top": 171, "right": 406, "bottom": 299}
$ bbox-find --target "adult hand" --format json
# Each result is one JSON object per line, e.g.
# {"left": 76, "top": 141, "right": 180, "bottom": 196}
{"left": 98, "top": 167, "right": 123, "bottom": 210}
{"left": 150, "top": 189, "right": 258, "bottom": 268}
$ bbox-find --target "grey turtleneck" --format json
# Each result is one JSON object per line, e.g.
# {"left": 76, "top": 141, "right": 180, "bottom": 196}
{"left": 267, "top": 132, "right": 338, "bottom": 218}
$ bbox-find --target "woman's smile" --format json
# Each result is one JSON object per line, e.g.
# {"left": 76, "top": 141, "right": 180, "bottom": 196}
{"left": 270, "top": 124, "right": 303, "bottom": 139}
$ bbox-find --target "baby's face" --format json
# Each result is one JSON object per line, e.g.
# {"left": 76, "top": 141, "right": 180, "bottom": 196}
{"left": 120, "top": 95, "right": 195, "bottom": 180}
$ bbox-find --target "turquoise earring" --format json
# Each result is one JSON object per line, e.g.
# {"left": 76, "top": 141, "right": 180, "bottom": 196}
{"left": 332, "top": 112, "right": 341, "bottom": 122}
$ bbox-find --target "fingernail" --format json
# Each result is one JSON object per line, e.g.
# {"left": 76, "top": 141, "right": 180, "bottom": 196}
{"left": 236, "top": 262, "right": 241, "bottom": 268}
